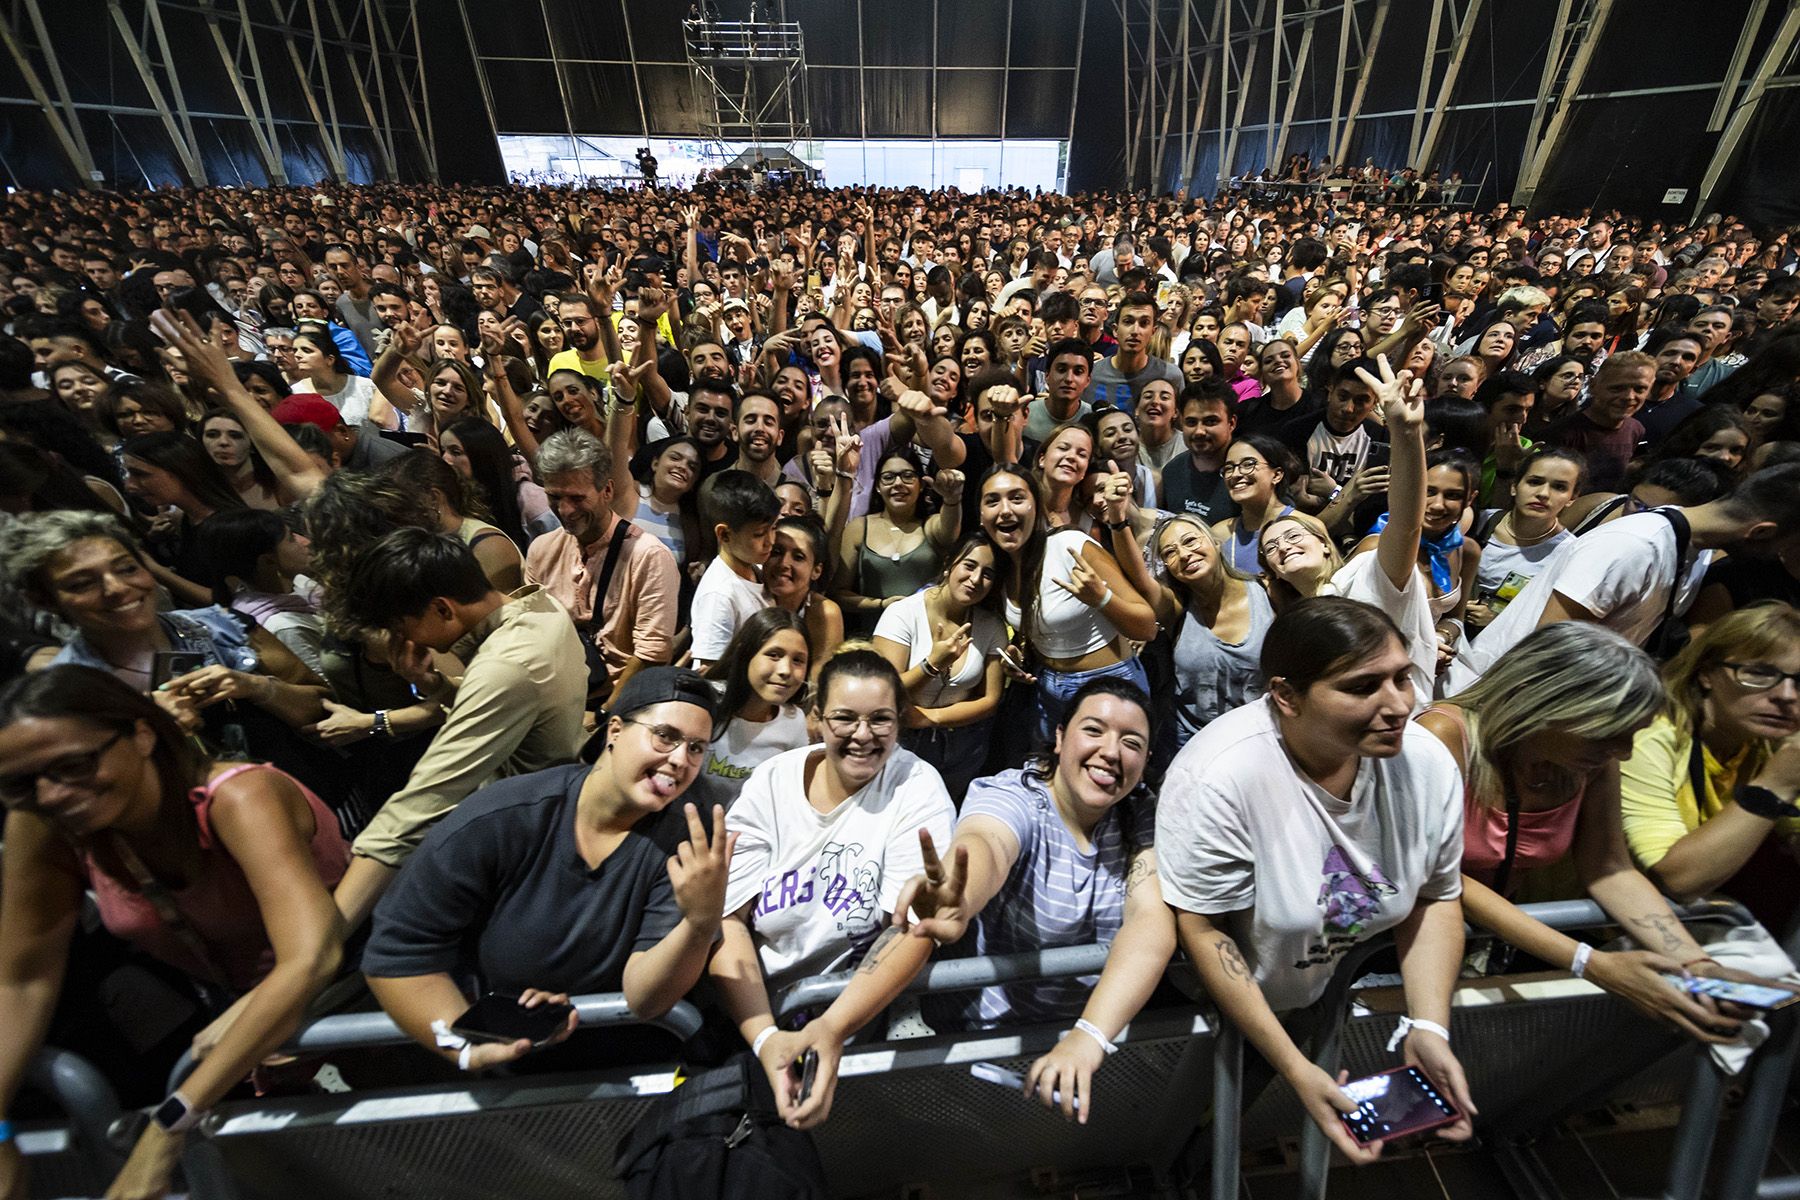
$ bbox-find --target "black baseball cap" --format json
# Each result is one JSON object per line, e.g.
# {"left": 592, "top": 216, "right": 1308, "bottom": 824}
{"left": 580, "top": 666, "right": 718, "bottom": 762}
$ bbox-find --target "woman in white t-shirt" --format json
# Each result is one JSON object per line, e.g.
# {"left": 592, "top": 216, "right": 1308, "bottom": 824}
{"left": 712, "top": 650, "right": 956, "bottom": 1131}
{"left": 1158, "top": 596, "right": 1475, "bottom": 1165}
{"left": 1465, "top": 447, "right": 1581, "bottom": 637}
{"left": 1259, "top": 356, "right": 1440, "bottom": 705}
{"left": 700, "top": 609, "right": 816, "bottom": 803}
{"left": 874, "top": 531, "right": 1009, "bottom": 802}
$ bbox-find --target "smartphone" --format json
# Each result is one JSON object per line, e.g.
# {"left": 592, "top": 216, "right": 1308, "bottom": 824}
{"left": 970, "top": 1061, "right": 1076, "bottom": 1110}
{"left": 1337, "top": 1065, "right": 1461, "bottom": 1147}
{"left": 795, "top": 1049, "right": 820, "bottom": 1103}
{"left": 1665, "top": 975, "right": 1800, "bottom": 1011}
{"left": 151, "top": 651, "right": 206, "bottom": 690}
{"left": 1422, "top": 282, "right": 1445, "bottom": 306}
{"left": 450, "top": 993, "right": 576, "bottom": 1046}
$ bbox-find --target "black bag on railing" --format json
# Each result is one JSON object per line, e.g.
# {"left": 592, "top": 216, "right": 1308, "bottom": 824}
{"left": 614, "top": 1052, "right": 830, "bottom": 1200}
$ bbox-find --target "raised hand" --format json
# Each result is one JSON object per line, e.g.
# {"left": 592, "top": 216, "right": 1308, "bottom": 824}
{"left": 832, "top": 415, "right": 862, "bottom": 477}
{"left": 892, "top": 828, "right": 973, "bottom": 944}
{"left": 896, "top": 388, "right": 947, "bottom": 422}
{"left": 926, "top": 620, "right": 972, "bottom": 677}
{"left": 808, "top": 446, "right": 835, "bottom": 490}
{"left": 770, "top": 262, "right": 796, "bottom": 291}
{"left": 931, "top": 468, "right": 965, "bottom": 506}
{"left": 149, "top": 309, "right": 234, "bottom": 392}
{"left": 1351, "top": 353, "right": 1423, "bottom": 432}
{"left": 667, "top": 803, "right": 736, "bottom": 930}
{"left": 1096, "top": 458, "right": 1134, "bottom": 524}
{"left": 1050, "top": 551, "right": 1109, "bottom": 606}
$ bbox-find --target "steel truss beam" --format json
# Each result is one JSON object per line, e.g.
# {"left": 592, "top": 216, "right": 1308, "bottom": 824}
{"left": 1511, "top": 0, "right": 1613, "bottom": 208}
{"left": 107, "top": 0, "right": 209, "bottom": 184}
{"left": 1692, "top": 0, "right": 1800, "bottom": 220}
{"left": 0, "top": 0, "right": 99, "bottom": 185}
{"left": 1408, "top": 0, "right": 1482, "bottom": 172}
{"left": 1327, "top": 0, "right": 1388, "bottom": 165}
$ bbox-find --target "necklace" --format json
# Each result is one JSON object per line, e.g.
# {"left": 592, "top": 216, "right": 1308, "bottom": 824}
{"left": 1500, "top": 511, "right": 1562, "bottom": 546}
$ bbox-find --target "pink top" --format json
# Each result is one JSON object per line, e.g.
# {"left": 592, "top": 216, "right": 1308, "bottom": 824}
{"left": 83, "top": 763, "right": 350, "bottom": 992}
{"left": 1429, "top": 705, "right": 1585, "bottom": 894}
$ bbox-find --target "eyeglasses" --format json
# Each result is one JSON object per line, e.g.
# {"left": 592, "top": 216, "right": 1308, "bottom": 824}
{"left": 822, "top": 711, "right": 898, "bottom": 739}
{"left": 0, "top": 731, "right": 125, "bottom": 807}
{"left": 1721, "top": 662, "right": 1800, "bottom": 691}
{"left": 623, "top": 719, "right": 709, "bottom": 759}
{"left": 1221, "top": 459, "right": 1267, "bottom": 477}
{"left": 1262, "top": 530, "right": 1315, "bottom": 552}
{"left": 1369, "top": 305, "right": 1403, "bottom": 317}
{"left": 878, "top": 470, "right": 919, "bottom": 485}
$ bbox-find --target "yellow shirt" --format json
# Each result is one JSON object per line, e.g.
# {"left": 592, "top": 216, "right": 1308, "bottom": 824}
{"left": 1619, "top": 714, "right": 1786, "bottom": 870}
{"left": 546, "top": 348, "right": 610, "bottom": 381}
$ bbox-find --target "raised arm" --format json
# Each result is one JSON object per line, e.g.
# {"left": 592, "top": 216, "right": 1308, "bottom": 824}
{"left": 150, "top": 310, "right": 326, "bottom": 499}
{"left": 1356, "top": 355, "right": 1427, "bottom": 592}
{"left": 485, "top": 325, "right": 542, "bottom": 465}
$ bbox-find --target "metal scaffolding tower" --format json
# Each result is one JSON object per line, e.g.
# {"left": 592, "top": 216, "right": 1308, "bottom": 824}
{"left": 684, "top": 19, "right": 812, "bottom": 165}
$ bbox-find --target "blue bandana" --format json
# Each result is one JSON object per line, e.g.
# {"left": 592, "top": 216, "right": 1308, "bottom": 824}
{"left": 1370, "top": 513, "right": 1464, "bottom": 594}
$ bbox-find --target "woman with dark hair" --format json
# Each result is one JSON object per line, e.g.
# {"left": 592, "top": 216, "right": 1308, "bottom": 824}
{"left": 122, "top": 430, "right": 249, "bottom": 605}
{"left": 1641, "top": 406, "right": 1755, "bottom": 477}
{"left": 232, "top": 359, "right": 292, "bottom": 411}
{"left": 191, "top": 508, "right": 325, "bottom": 677}
{"left": 1740, "top": 385, "right": 1800, "bottom": 447}
{"left": 383, "top": 449, "right": 524, "bottom": 593}
{"left": 834, "top": 446, "right": 962, "bottom": 635}
{"left": 1305, "top": 326, "right": 1366, "bottom": 404}
{"left": 439, "top": 417, "right": 553, "bottom": 551}
{"left": 622, "top": 435, "right": 705, "bottom": 576}
{"left": 700, "top": 608, "right": 815, "bottom": 802}
{"left": 896, "top": 678, "right": 1162, "bottom": 1053}
{"left": 1695, "top": 332, "right": 1800, "bottom": 413}
{"left": 1211, "top": 432, "right": 1302, "bottom": 575}
{"left": 1466, "top": 447, "right": 1582, "bottom": 635}
{"left": 0, "top": 665, "right": 347, "bottom": 1200}
{"left": 763, "top": 513, "right": 845, "bottom": 679}
{"left": 712, "top": 649, "right": 955, "bottom": 1130}
{"left": 98, "top": 378, "right": 190, "bottom": 442}
{"left": 49, "top": 358, "right": 118, "bottom": 447}
{"left": 1350, "top": 449, "right": 1482, "bottom": 674}
{"left": 201, "top": 409, "right": 282, "bottom": 509}
{"left": 1158, "top": 596, "right": 1475, "bottom": 1165}
{"left": 874, "top": 530, "right": 1010, "bottom": 802}
{"left": 1528, "top": 354, "right": 1588, "bottom": 438}
{"left": 291, "top": 322, "right": 389, "bottom": 428}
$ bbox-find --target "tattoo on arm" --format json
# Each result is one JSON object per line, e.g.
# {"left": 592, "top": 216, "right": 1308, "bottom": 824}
{"left": 1215, "top": 937, "right": 1252, "bottom": 983}
{"left": 1632, "top": 912, "right": 1688, "bottom": 954}
{"left": 1125, "top": 854, "right": 1156, "bottom": 895}
{"left": 856, "top": 925, "right": 904, "bottom": 975}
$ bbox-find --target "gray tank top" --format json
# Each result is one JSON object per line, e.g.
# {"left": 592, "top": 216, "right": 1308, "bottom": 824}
{"left": 1171, "top": 582, "right": 1274, "bottom": 742}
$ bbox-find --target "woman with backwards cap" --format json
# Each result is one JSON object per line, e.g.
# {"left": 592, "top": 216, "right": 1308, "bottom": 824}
{"left": 361, "top": 667, "right": 736, "bottom": 1070}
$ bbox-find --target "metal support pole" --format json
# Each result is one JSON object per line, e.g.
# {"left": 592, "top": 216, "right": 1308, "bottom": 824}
{"left": 1407, "top": 0, "right": 1445, "bottom": 165}
{"left": 537, "top": 0, "right": 583, "bottom": 177}
{"left": 1692, "top": 0, "right": 1800, "bottom": 220}
{"left": 1067, "top": 0, "right": 1088, "bottom": 191}
{"left": 1513, "top": 0, "right": 1615, "bottom": 209}
{"left": 0, "top": 8, "right": 95, "bottom": 185}
{"left": 857, "top": 0, "right": 868, "bottom": 182}
{"left": 1219, "top": 0, "right": 1270, "bottom": 187}
{"left": 1718, "top": 1009, "right": 1800, "bottom": 1200}
{"left": 1333, "top": 0, "right": 1387, "bottom": 163}
{"left": 107, "top": 0, "right": 208, "bottom": 184}
{"left": 454, "top": 0, "right": 501, "bottom": 166}
{"left": 1210, "top": 1023, "right": 1244, "bottom": 1200}
{"left": 1329, "top": 0, "right": 1352, "bottom": 159}
{"left": 1708, "top": 0, "right": 1771, "bottom": 131}
{"left": 205, "top": 6, "right": 285, "bottom": 183}
{"left": 1271, "top": 0, "right": 1322, "bottom": 166}
{"left": 1266, "top": 0, "right": 1283, "bottom": 168}
{"left": 1664, "top": 1052, "right": 1728, "bottom": 1200}
{"left": 618, "top": 0, "right": 651, "bottom": 142}
{"left": 999, "top": 0, "right": 1013, "bottom": 183}
{"left": 21, "top": 0, "right": 98, "bottom": 180}
{"left": 1412, "top": 0, "right": 1483, "bottom": 171}
{"left": 320, "top": 0, "right": 395, "bottom": 179}
{"left": 144, "top": 0, "right": 208, "bottom": 183}
{"left": 237, "top": 0, "right": 289, "bottom": 182}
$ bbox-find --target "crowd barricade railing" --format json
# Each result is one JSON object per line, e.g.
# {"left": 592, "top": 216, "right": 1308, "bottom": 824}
{"left": 12, "top": 1047, "right": 128, "bottom": 1197}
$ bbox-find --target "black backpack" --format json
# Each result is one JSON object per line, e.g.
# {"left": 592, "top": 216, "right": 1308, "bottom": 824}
{"left": 615, "top": 1053, "right": 831, "bottom": 1200}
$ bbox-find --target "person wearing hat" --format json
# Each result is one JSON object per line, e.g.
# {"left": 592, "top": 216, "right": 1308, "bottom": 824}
{"left": 272, "top": 392, "right": 409, "bottom": 473}
{"left": 721, "top": 296, "right": 758, "bottom": 367}
{"left": 362, "top": 665, "right": 733, "bottom": 1068}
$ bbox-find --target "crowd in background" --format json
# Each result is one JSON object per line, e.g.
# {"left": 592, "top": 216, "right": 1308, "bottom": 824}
{"left": 0, "top": 175, "right": 1798, "bottom": 1199}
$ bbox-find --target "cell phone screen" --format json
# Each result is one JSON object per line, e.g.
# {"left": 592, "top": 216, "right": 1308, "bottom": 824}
{"left": 450, "top": 993, "right": 575, "bottom": 1045}
{"left": 151, "top": 651, "right": 206, "bottom": 690}
{"left": 1671, "top": 975, "right": 1800, "bottom": 1011}
{"left": 1338, "top": 1066, "right": 1460, "bottom": 1146}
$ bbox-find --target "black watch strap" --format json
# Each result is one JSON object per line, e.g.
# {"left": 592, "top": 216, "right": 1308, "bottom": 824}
{"left": 1735, "top": 785, "right": 1800, "bottom": 821}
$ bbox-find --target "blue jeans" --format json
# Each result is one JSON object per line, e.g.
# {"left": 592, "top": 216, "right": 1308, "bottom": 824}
{"left": 903, "top": 719, "right": 994, "bottom": 807}
{"left": 1034, "top": 657, "right": 1150, "bottom": 746}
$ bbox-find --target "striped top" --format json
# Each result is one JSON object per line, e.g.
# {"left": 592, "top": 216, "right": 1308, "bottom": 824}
{"left": 633, "top": 482, "right": 686, "bottom": 563}
{"left": 936, "top": 768, "right": 1155, "bottom": 1031}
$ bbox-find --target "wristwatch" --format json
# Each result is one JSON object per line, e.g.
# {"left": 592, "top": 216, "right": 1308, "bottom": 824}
{"left": 1105, "top": 517, "right": 1133, "bottom": 531}
{"left": 151, "top": 1090, "right": 207, "bottom": 1135}
{"left": 1734, "top": 784, "right": 1800, "bottom": 821}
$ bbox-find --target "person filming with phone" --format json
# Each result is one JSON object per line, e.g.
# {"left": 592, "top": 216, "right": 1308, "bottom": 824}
{"left": 360, "top": 667, "right": 734, "bottom": 1072}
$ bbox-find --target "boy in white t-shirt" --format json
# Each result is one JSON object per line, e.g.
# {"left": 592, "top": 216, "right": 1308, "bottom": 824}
{"left": 689, "top": 469, "right": 778, "bottom": 670}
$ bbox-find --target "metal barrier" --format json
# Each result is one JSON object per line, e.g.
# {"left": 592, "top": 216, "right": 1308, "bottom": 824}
{"left": 12, "top": 1047, "right": 128, "bottom": 1197}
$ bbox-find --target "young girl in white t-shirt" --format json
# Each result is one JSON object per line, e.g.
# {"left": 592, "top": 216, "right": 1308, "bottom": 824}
{"left": 701, "top": 608, "right": 815, "bottom": 803}
{"left": 711, "top": 650, "right": 955, "bottom": 1133}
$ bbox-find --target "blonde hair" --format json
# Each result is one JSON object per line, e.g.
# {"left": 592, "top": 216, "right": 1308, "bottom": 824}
{"left": 1257, "top": 511, "right": 1342, "bottom": 606}
{"left": 1662, "top": 602, "right": 1800, "bottom": 736}
{"left": 1449, "top": 622, "right": 1664, "bottom": 808}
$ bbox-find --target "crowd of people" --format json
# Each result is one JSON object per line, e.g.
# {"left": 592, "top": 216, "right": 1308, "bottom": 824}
{"left": 0, "top": 173, "right": 1798, "bottom": 1199}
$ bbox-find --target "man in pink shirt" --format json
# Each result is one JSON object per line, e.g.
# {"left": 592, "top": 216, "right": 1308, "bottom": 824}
{"left": 525, "top": 428, "right": 679, "bottom": 706}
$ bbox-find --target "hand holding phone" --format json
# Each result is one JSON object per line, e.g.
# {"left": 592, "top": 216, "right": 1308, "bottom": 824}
{"left": 1336, "top": 1065, "right": 1461, "bottom": 1148}
{"left": 451, "top": 991, "right": 577, "bottom": 1047}
{"left": 971, "top": 1061, "right": 1077, "bottom": 1111}
{"left": 1665, "top": 974, "right": 1800, "bottom": 1011}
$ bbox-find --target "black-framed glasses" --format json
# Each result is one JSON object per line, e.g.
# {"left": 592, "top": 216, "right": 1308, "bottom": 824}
{"left": 1722, "top": 662, "right": 1800, "bottom": 692}
{"left": 1221, "top": 458, "right": 1267, "bottom": 477}
{"left": 878, "top": 470, "right": 918, "bottom": 485}
{"left": 0, "top": 730, "right": 126, "bottom": 807}
{"left": 822, "top": 711, "right": 898, "bottom": 739}
{"left": 623, "top": 719, "right": 709, "bottom": 759}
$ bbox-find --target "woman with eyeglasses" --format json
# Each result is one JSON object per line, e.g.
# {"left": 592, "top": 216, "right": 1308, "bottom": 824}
{"left": 833, "top": 448, "right": 963, "bottom": 636}
{"left": 362, "top": 668, "right": 734, "bottom": 1072}
{"left": 713, "top": 651, "right": 955, "bottom": 1131}
{"left": 0, "top": 665, "right": 347, "bottom": 1200}
{"left": 1621, "top": 604, "right": 1800, "bottom": 933}
{"left": 1211, "top": 433, "right": 1302, "bottom": 576}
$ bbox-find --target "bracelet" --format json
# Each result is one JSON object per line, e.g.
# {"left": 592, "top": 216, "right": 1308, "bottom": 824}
{"left": 1385, "top": 1016, "right": 1451, "bottom": 1052}
{"left": 372, "top": 709, "right": 391, "bottom": 738}
{"left": 919, "top": 657, "right": 944, "bottom": 678}
{"left": 1570, "top": 942, "right": 1594, "bottom": 979}
{"left": 1105, "top": 517, "right": 1132, "bottom": 531}
{"left": 1098, "top": 585, "right": 1115, "bottom": 609}
{"left": 751, "top": 1025, "right": 779, "bottom": 1059}
{"left": 1072, "top": 1019, "right": 1118, "bottom": 1056}
{"left": 430, "top": 1019, "right": 475, "bottom": 1071}
{"left": 834, "top": 469, "right": 855, "bottom": 480}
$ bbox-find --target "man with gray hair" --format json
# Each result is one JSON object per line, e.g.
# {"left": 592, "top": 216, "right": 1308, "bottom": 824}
{"left": 524, "top": 428, "right": 679, "bottom": 705}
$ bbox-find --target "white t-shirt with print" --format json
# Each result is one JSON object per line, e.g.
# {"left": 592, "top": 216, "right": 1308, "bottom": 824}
{"left": 702, "top": 707, "right": 812, "bottom": 802}
{"left": 1442, "top": 510, "right": 1709, "bottom": 695}
{"left": 725, "top": 745, "right": 955, "bottom": 993}
{"left": 1156, "top": 698, "right": 1464, "bottom": 1012}
{"left": 690, "top": 556, "right": 769, "bottom": 664}
{"left": 1305, "top": 422, "right": 1374, "bottom": 486}
{"left": 873, "top": 592, "right": 1008, "bottom": 708}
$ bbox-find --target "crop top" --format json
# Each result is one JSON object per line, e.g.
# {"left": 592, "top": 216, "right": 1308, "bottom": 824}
{"left": 1028, "top": 530, "right": 1122, "bottom": 660}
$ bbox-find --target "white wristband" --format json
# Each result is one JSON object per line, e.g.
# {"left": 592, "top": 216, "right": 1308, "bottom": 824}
{"left": 1097, "top": 585, "right": 1115, "bottom": 609}
{"left": 751, "top": 1025, "right": 779, "bottom": 1059}
{"left": 1385, "top": 1016, "right": 1451, "bottom": 1053}
{"left": 431, "top": 1019, "right": 477, "bottom": 1071}
{"left": 1072, "top": 1019, "right": 1118, "bottom": 1056}
{"left": 1570, "top": 942, "right": 1594, "bottom": 979}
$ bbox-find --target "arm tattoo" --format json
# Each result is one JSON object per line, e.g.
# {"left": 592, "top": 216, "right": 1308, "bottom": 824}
{"left": 1125, "top": 854, "right": 1156, "bottom": 895}
{"left": 856, "top": 925, "right": 904, "bottom": 975}
{"left": 1632, "top": 911, "right": 1688, "bottom": 954}
{"left": 1215, "top": 938, "right": 1252, "bottom": 983}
